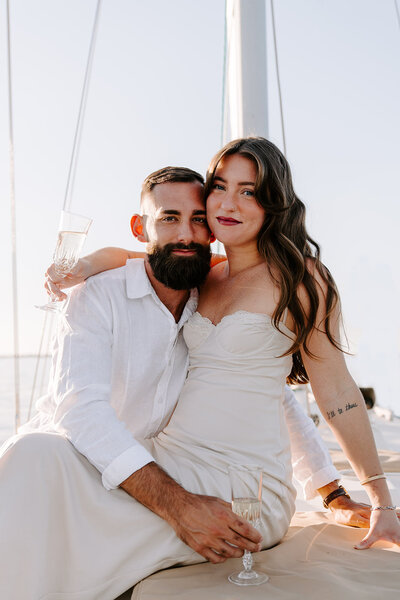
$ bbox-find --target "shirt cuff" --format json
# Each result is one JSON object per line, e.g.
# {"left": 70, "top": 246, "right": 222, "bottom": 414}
{"left": 303, "top": 465, "right": 341, "bottom": 500}
{"left": 101, "top": 444, "right": 155, "bottom": 490}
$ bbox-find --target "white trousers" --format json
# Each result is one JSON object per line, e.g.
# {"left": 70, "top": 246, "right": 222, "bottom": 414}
{"left": 0, "top": 433, "right": 201, "bottom": 600}
{"left": 0, "top": 431, "right": 292, "bottom": 599}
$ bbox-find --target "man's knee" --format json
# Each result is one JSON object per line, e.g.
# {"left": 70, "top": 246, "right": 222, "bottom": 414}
{"left": 1, "top": 432, "right": 71, "bottom": 467}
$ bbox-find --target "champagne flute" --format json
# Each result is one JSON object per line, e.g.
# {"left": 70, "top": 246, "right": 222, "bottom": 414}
{"left": 36, "top": 210, "right": 92, "bottom": 312}
{"left": 228, "top": 464, "right": 269, "bottom": 586}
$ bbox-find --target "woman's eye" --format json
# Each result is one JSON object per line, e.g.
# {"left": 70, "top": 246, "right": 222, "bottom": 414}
{"left": 212, "top": 183, "right": 224, "bottom": 190}
{"left": 243, "top": 189, "right": 254, "bottom": 196}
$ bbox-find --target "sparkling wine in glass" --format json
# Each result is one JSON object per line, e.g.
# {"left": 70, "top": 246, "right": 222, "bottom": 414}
{"left": 36, "top": 210, "right": 92, "bottom": 312}
{"left": 228, "top": 464, "right": 268, "bottom": 586}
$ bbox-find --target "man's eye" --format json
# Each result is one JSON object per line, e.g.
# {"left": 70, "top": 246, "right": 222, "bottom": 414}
{"left": 193, "top": 217, "right": 207, "bottom": 223}
{"left": 162, "top": 216, "right": 178, "bottom": 222}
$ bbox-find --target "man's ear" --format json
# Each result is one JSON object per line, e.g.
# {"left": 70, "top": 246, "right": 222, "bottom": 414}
{"left": 210, "top": 232, "right": 216, "bottom": 243}
{"left": 130, "top": 214, "right": 147, "bottom": 242}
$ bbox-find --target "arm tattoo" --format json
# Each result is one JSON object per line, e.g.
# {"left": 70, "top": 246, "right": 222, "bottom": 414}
{"left": 326, "top": 402, "right": 359, "bottom": 421}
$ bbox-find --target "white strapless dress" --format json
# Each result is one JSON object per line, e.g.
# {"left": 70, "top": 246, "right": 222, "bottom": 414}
{"left": 147, "top": 310, "right": 297, "bottom": 547}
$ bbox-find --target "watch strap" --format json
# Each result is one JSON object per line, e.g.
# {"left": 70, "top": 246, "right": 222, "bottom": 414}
{"left": 323, "top": 485, "right": 350, "bottom": 509}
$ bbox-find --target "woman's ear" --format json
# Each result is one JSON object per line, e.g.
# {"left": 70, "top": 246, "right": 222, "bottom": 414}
{"left": 130, "top": 214, "right": 147, "bottom": 242}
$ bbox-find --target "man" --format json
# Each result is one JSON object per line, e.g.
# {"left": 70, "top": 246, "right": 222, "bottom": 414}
{"left": 0, "top": 167, "right": 369, "bottom": 599}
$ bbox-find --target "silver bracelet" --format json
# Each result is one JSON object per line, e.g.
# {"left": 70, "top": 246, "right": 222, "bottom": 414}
{"left": 371, "top": 505, "right": 396, "bottom": 511}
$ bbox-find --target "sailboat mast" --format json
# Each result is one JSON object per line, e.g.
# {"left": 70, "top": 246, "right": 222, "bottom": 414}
{"left": 223, "top": 0, "right": 268, "bottom": 143}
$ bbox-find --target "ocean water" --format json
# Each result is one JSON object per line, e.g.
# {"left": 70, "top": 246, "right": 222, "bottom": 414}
{"left": 0, "top": 356, "right": 51, "bottom": 444}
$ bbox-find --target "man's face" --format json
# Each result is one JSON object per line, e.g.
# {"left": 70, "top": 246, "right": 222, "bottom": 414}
{"left": 142, "top": 181, "right": 212, "bottom": 290}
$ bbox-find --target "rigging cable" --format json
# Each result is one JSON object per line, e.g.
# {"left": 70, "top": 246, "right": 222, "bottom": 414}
{"left": 63, "top": 0, "right": 103, "bottom": 212}
{"left": 270, "top": 0, "right": 287, "bottom": 156}
{"left": 220, "top": 0, "right": 228, "bottom": 147}
{"left": 27, "top": 312, "right": 50, "bottom": 421}
{"left": 6, "top": 0, "right": 20, "bottom": 432}
{"left": 38, "top": 315, "right": 53, "bottom": 397}
{"left": 29, "top": 1, "right": 103, "bottom": 419}
{"left": 216, "top": 0, "right": 230, "bottom": 256}
{"left": 395, "top": 0, "right": 400, "bottom": 31}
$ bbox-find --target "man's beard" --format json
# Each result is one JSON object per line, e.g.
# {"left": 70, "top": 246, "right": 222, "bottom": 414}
{"left": 147, "top": 242, "right": 211, "bottom": 290}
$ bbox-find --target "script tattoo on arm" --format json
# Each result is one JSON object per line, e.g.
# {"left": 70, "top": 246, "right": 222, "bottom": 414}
{"left": 326, "top": 402, "right": 359, "bottom": 421}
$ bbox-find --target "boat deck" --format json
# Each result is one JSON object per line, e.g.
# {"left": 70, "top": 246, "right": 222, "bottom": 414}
{"left": 123, "top": 412, "right": 400, "bottom": 600}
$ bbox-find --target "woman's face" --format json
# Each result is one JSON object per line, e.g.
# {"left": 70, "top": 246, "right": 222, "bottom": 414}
{"left": 206, "top": 154, "right": 265, "bottom": 250}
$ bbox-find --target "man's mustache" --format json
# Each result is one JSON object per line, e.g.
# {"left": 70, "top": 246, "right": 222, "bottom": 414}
{"left": 165, "top": 242, "right": 205, "bottom": 253}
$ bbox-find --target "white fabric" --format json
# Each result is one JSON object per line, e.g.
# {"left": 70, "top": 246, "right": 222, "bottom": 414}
{"left": 0, "top": 433, "right": 201, "bottom": 600}
{"left": 23, "top": 259, "right": 198, "bottom": 490}
{"left": 0, "top": 310, "right": 297, "bottom": 599}
{"left": 283, "top": 387, "right": 340, "bottom": 499}
{"left": 22, "top": 258, "right": 337, "bottom": 495}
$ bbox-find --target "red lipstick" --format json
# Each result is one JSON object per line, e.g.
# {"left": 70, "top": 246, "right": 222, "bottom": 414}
{"left": 216, "top": 216, "right": 241, "bottom": 226}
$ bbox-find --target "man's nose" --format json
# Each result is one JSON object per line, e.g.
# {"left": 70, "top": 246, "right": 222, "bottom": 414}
{"left": 177, "top": 221, "right": 194, "bottom": 245}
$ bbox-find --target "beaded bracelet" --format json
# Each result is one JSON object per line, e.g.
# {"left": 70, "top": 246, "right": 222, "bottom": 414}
{"left": 371, "top": 505, "right": 396, "bottom": 511}
{"left": 360, "top": 474, "right": 386, "bottom": 486}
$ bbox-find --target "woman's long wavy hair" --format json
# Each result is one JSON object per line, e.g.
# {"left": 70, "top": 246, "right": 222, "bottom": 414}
{"left": 204, "top": 137, "right": 343, "bottom": 384}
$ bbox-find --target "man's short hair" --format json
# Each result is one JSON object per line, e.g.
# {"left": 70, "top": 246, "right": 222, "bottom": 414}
{"left": 141, "top": 166, "right": 204, "bottom": 206}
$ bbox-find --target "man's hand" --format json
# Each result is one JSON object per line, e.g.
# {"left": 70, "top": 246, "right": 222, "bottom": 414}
{"left": 121, "top": 462, "right": 262, "bottom": 563}
{"left": 169, "top": 493, "right": 262, "bottom": 563}
{"left": 318, "top": 481, "right": 400, "bottom": 529}
{"left": 328, "top": 495, "right": 371, "bottom": 528}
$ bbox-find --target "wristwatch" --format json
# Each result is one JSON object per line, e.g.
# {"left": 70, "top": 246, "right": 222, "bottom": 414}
{"left": 323, "top": 485, "right": 350, "bottom": 509}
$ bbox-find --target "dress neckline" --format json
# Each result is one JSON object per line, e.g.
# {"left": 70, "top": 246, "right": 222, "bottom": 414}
{"left": 193, "top": 310, "right": 295, "bottom": 337}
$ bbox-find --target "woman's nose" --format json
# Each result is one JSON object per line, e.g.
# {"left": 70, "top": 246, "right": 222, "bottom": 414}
{"left": 220, "top": 193, "right": 236, "bottom": 211}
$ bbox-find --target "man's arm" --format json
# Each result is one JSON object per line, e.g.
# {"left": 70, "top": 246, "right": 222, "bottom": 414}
{"left": 283, "top": 385, "right": 340, "bottom": 498}
{"left": 121, "top": 463, "right": 261, "bottom": 564}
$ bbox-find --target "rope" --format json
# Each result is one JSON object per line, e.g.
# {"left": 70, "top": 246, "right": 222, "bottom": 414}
{"left": 270, "top": 0, "right": 287, "bottom": 156}
{"left": 395, "top": 0, "right": 400, "bottom": 31}
{"left": 6, "top": 0, "right": 21, "bottom": 433}
{"left": 39, "top": 318, "right": 53, "bottom": 396}
{"left": 220, "top": 0, "right": 228, "bottom": 147}
{"left": 63, "top": 0, "right": 103, "bottom": 212}
{"left": 28, "top": 1, "right": 103, "bottom": 416}
{"left": 27, "top": 312, "right": 49, "bottom": 421}
{"left": 215, "top": 0, "right": 230, "bottom": 256}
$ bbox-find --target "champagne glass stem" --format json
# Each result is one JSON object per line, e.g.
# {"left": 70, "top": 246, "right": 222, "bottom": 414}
{"left": 243, "top": 550, "right": 253, "bottom": 572}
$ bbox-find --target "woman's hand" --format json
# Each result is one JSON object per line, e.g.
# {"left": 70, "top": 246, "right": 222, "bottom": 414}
{"left": 354, "top": 508, "right": 400, "bottom": 549}
{"left": 45, "top": 247, "right": 137, "bottom": 300}
{"left": 45, "top": 258, "right": 91, "bottom": 301}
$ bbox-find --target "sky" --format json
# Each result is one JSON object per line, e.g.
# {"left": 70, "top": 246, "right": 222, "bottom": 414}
{"left": 0, "top": 0, "right": 399, "bottom": 412}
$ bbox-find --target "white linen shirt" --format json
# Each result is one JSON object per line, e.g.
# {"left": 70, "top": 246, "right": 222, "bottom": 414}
{"left": 33, "top": 258, "right": 339, "bottom": 497}
{"left": 36, "top": 259, "right": 197, "bottom": 490}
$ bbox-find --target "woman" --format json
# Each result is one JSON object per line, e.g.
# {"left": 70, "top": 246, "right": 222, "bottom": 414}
{"left": 45, "top": 138, "right": 400, "bottom": 569}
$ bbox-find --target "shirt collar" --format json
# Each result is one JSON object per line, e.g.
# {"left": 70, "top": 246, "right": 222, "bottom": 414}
{"left": 125, "top": 258, "right": 199, "bottom": 325}
{"left": 125, "top": 258, "right": 155, "bottom": 299}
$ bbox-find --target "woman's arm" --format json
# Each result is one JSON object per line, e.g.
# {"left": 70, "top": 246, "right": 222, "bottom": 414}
{"left": 45, "top": 247, "right": 143, "bottom": 300}
{"left": 45, "top": 248, "right": 227, "bottom": 300}
{"left": 298, "top": 268, "right": 400, "bottom": 549}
